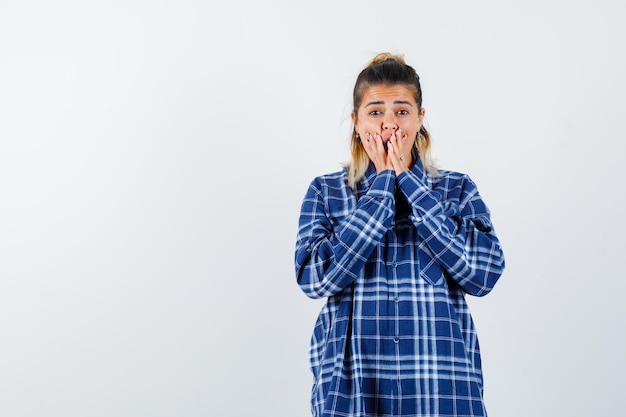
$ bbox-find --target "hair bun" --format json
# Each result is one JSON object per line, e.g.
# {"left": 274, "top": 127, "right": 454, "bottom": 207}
{"left": 368, "top": 52, "right": 406, "bottom": 67}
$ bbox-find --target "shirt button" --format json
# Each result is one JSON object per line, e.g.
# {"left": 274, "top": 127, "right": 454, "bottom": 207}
{"left": 393, "top": 337, "right": 399, "bottom": 343}
{"left": 392, "top": 262, "right": 397, "bottom": 268}
{"left": 394, "top": 297, "right": 399, "bottom": 303}
{"left": 411, "top": 215, "right": 423, "bottom": 223}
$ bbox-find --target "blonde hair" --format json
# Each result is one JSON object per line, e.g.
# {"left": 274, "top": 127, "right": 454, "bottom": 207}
{"left": 346, "top": 53, "right": 438, "bottom": 188}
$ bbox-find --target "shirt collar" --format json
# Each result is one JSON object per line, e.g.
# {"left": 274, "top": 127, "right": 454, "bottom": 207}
{"left": 350, "top": 164, "right": 377, "bottom": 199}
{"left": 411, "top": 156, "right": 431, "bottom": 187}
{"left": 363, "top": 163, "right": 378, "bottom": 188}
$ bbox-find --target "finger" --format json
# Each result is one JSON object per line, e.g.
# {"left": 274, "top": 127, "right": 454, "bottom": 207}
{"left": 394, "top": 128, "right": 409, "bottom": 154}
{"left": 364, "top": 133, "right": 392, "bottom": 173}
{"left": 388, "top": 135, "right": 408, "bottom": 172}
{"left": 387, "top": 138, "right": 400, "bottom": 162}
{"left": 374, "top": 133, "right": 385, "bottom": 150}
{"left": 363, "top": 133, "right": 387, "bottom": 164}
{"left": 362, "top": 134, "right": 376, "bottom": 160}
{"left": 397, "top": 130, "right": 413, "bottom": 162}
{"left": 362, "top": 132, "right": 369, "bottom": 147}
{"left": 388, "top": 134, "right": 401, "bottom": 158}
{"left": 366, "top": 132, "right": 383, "bottom": 154}
{"left": 398, "top": 128, "right": 408, "bottom": 145}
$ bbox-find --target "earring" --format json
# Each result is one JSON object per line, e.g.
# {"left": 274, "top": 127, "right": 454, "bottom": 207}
{"left": 356, "top": 132, "right": 360, "bottom": 139}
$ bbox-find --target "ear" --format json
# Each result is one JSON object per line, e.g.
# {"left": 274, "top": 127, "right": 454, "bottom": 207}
{"left": 417, "top": 108, "right": 426, "bottom": 129}
{"left": 351, "top": 111, "right": 359, "bottom": 131}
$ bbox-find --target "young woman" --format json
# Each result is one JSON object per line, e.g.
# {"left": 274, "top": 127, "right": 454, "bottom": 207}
{"left": 295, "top": 53, "right": 506, "bottom": 417}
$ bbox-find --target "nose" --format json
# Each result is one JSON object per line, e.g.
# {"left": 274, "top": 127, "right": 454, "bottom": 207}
{"left": 382, "top": 113, "right": 398, "bottom": 131}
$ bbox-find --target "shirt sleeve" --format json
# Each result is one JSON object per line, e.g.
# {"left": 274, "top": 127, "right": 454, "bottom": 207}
{"left": 295, "top": 170, "right": 396, "bottom": 299}
{"left": 397, "top": 169, "right": 505, "bottom": 296}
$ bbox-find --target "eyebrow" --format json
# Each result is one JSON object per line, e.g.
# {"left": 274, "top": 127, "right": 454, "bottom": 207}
{"left": 365, "top": 100, "right": 414, "bottom": 107}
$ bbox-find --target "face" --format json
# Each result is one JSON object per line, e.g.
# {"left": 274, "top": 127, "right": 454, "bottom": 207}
{"left": 352, "top": 84, "right": 425, "bottom": 146}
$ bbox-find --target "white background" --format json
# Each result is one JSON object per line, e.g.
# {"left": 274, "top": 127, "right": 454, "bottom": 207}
{"left": 1, "top": 1, "right": 625, "bottom": 416}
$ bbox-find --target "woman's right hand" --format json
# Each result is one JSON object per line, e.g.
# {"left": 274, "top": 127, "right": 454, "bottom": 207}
{"left": 362, "top": 132, "right": 393, "bottom": 173}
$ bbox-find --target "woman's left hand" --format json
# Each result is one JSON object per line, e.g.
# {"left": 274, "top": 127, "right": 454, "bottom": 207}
{"left": 387, "top": 128, "right": 414, "bottom": 174}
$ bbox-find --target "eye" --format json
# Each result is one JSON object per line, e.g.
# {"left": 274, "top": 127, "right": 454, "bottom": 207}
{"left": 397, "top": 110, "right": 409, "bottom": 116}
{"left": 369, "top": 110, "right": 382, "bottom": 116}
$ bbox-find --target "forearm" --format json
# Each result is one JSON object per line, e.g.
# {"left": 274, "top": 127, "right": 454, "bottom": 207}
{"left": 397, "top": 171, "right": 505, "bottom": 296}
{"left": 295, "top": 171, "right": 396, "bottom": 299}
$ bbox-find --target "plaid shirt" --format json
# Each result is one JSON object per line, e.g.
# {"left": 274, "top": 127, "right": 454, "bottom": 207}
{"left": 295, "top": 159, "right": 505, "bottom": 417}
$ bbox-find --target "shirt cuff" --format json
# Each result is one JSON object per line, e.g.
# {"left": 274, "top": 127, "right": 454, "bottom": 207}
{"left": 368, "top": 169, "right": 396, "bottom": 199}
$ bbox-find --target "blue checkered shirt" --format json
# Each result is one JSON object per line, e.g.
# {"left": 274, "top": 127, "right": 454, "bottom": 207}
{"left": 295, "top": 159, "right": 505, "bottom": 417}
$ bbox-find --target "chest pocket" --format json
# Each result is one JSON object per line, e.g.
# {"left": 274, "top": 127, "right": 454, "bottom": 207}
{"left": 394, "top": 217, "right": 445, "bottom": 287}
{"left": 418, "top": 246, "right": 445, "bottom": 286}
